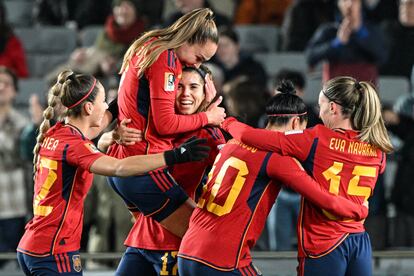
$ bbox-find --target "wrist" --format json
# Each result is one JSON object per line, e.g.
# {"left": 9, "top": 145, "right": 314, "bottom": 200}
{"left": 164, "top": 150, "right": 176, "bottom": 166}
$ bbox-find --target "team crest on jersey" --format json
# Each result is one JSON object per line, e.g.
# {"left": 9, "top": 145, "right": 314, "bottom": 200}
{"left": 72, "top": 255, "right": 82, "bottom": 272}
{"left": 84, "top": 143, "right": 100, "bottom": 154}
{"left": 164, "top": 72, "right": 175, "bottom": 92}
{"left": 285, "top": 130, "right": 303, "bottom": 135}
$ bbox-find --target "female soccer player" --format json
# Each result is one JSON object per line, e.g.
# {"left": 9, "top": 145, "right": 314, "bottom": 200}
{"left": 107, "top": 8, "right": 226, "bottom": 238}
{"left": 16, "top": 70, "right": 209, "bottom": 275}
{"left": 177, "top": 81, "right": 370, "bottom": 275}
{"left": 222, "top": 76, "right": 393, "bottom": 275}
{"left": 108, "top": 65, "right": 226, "bottom": 276}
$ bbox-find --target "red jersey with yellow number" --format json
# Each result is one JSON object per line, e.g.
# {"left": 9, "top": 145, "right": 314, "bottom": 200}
{"left": 178, "top": 138, "right": 368, "bottom": 270}
{"left": 223, "top": 121, "right": 386, "bottom": 258}
{"left": 17, "top": 122, "right": 104, "bottom": 256}
{"left": 108, "top": 45, "right": 208, "bottom": 158}
{"left": 124, "top": 127, "right": 226, "bottom": 250}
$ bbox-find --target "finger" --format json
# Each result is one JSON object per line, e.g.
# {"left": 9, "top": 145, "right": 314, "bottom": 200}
{"left": 124, "top": 141, "right": 136, "bottom": 146}
{"left": 185, "top": 136, "right": 198, "bottom": 143}
{"left": 191, "top": 138, "right": 208, "bottom": 145}
{"left": 124, "top": 127, "right": 141, "bottom": 135}
{"left": 120, "top": 118, "right": 132, "bottom": 126}
{"left": 194, "top": 145, "right": 210, "bottom": 152}
{"left": 209, "top": 96, "right": 223, "bottom": 109}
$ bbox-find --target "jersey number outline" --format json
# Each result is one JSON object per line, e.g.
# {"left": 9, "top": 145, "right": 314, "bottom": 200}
{"left": 198, "top": 154, "right": 249, "bottom": 216}
{"left": 33, "top": 157, "right": 58, "bottom": 217}
{"left": 160, "top": 251, "right": 177, "bottom": 275}
{"left": 322, "top": 161, "right": 376, "bottom": 220}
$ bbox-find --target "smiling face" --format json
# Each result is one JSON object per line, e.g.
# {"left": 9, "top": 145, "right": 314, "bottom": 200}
{"left": 175, "top": 40, "right": 217, "bottom": 68}
{"left": 176, "top": 70, "right": 206, "bottom": 115}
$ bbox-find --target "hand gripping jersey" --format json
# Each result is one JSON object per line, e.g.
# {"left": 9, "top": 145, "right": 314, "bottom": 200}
{"left": 178, "top": 139, "right": 368, "bottom": 270}
{"left": 124, "top": 127, "right": 226, "bottom": 250}
{"left": 108, "top": 45, "right": 208, "bottom": 158}
{"left": 223, "top": 121, "right": 386, "bottom": 258}
{"left": 17, "top": 122, "right": 104, "bottom": 256}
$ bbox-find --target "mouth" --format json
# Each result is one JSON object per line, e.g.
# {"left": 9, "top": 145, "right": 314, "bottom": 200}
{"left": 179, "top": 100, "right": 194, "bottom": 106}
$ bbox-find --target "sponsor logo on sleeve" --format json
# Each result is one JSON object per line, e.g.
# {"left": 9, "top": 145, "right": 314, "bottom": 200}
{"left": 84, "top": 143, "right": 101, "bottom": 154}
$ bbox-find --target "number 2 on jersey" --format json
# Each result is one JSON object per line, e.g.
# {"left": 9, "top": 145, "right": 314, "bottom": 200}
{"left": 33, "top": 157, "right": 58, "bottom": 217}
{"left": 322, "top": 161, "right": 376, "bottom": 220}
{"left": 198, "top": 154, "right": 249, "bottom": 216}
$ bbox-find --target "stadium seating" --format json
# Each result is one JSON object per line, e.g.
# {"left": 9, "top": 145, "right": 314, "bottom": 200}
{"left": 4, "top": 0, "right": 33, "bottom": 27}
{"left": 378, "top": 76, "right": 410, "bottom": 106}
{"left": 235, "top": 25, "right": 279, "bottom": 53}
{"left": 15, "top": 27, "right": 77, "bottom": 77}
{"left": 79, "top": 25, "right": 104, "bottom": 47}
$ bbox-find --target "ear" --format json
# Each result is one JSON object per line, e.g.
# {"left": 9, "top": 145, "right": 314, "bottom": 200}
{"left": 329, "top": 101, "right": 337, "bottom": 114}
{"left": 83, "top": 102, "right": 94, "bottom": 116}
{"left": 291, "top": 117, "right": 300, "bottom": 130}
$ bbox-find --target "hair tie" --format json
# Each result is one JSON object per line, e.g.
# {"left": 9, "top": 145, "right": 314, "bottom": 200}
{"left": 67, "top": 78, "right": 97, "bottom": 109}
{"left": 354, "top": 82, "right": 363, "bottom": 92}
{"left": 268, "top": 112, "right": 307, "bottom": 117}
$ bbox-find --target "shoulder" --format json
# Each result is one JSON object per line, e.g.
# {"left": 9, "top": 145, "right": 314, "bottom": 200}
{"left": 201, "top": 126, "right": 226, "bottom": 143}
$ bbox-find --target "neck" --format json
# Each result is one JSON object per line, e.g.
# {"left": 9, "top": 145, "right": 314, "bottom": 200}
{"left": 332, "top": 118, "right": 353, "bottom": 130}
{"left": 266, "top": 124, "right": 290, "bottom": 132}
{"left": 65, "top": 117, "right": 90, "bottom": 138}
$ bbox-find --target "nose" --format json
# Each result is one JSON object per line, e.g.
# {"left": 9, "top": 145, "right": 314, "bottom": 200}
{"left": 182, "top": 87, "right": 191, "bottom": 96}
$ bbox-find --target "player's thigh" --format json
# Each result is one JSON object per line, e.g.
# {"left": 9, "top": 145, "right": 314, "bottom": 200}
{"left": 116, "top": 247, "right": 157, "bottom": 276}
{"left": 178, "top": 257, "right": 261, "bottom": 276}
{"left": 300, "top": 249, "right": 347, "bottom": 276}
{"left": 346, "top": 232, "right": 372, "bottom": 276}
{"left": 18, "top": 251, "right": 83, "bottom": 276}
{"left": 109, "top": 169, "right": 189, "bottom": 222}
{"left": 144, "top": 249, "right": 179, "bottom": 276}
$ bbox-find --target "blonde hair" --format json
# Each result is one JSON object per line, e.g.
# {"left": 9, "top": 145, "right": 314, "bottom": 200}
{"left": 121, "top": 8, "right": 218, "bottom": 77}
{"left": 323, "top": 76, "right": 393, "bottom": 153}
{"left": 32, "top": 70, "right": 99, "bottom": 179}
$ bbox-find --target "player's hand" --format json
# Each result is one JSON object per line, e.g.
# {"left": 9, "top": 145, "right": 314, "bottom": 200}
{"left": 164, "top": 136, "right": 210, "bottom": 166}
{"left": 204, "top": 74, "right": 217, "bottom": 103}
{"left": 113, "top": 119, "right": 142, "bottom": 145}
{"left": 360, "top": 200, "right": 369, "bottom": 224}
{"left": 206, "top": 96, "right": 226, "bottom": 126}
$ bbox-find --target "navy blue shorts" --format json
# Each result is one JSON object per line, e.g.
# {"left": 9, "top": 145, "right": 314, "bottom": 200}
{"left": 17, "top": 251, "right": 82, "bottom": 275}
{"left": 108, "top": 168, "right": 189, "bottom": 222}
{"left": 177, "top": 257, "right": 262, "bottom": 276}
{"left": 116, "top": 247, "right": 178, "bottom": 276}
{"left": 298, "top": 232, "right": 372, "bottom": 276}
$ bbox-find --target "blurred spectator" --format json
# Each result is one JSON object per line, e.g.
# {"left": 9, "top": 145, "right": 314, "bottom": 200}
{"left": 0, "top": 1, "right": 28, "bottom": 78}
{"left": 383, "top": 104, "right": 414, "bottom": 247}
{"left": 164, "top": 0, "right": 231, "bottom": 27}
{"left": 33, "top": 0, "right": 112, "bottom": 29}
{"left": 214, "top": 27, "right": 268, "bottom": 87}
{"left": 46, "top": 0, "right": 145, "bottom": 84}
{"left": 0, "top": 67, "right": 27, "bottom": 264}
{"left": 380, "top": 0, "right": 414, "bottom": 80}
{"left": 305, "top": 0, "right": 388, "bottom": 84}
{"left": 234, "top": 0, "right": 293, "bottom": 26}
{"left": 223, "top": 76, "right": 268, "bottom": 127}
{"left": 281, "top": 0, "right": 335, "bottom": 52}
{"left": 363, "top": 0, "right": 398, "bottom": 24}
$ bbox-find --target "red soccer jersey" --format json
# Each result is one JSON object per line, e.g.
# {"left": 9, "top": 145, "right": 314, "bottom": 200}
{"left": 124, "top": 127, "right": 226, "bottom": 250}
{"left": 178, "top": 139, "right": 368, "bottom": 270}
{"left": 108, "top": 46, "right": 208, "bottom": 158}
{"left": 17, "top": 123, "right": 104, "bottom": 256}
{"left": 223, "top": 121, "right": 386, "bottom": 257}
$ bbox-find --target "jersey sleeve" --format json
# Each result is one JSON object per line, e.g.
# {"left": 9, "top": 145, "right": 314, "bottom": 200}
{"left": 222, "top": 117, "right": 317, "bottom": 161}
{"left": 200, "top": 127, "right": 226, "bottom": 165}
{"left": 266, "top": 155, "right": 368, "bottom": 220}
{"left": 147, "top": 50, "right": 208, "bottom": 135}
{"left": 65, "top": 140, "right": 105, "bottom": 172}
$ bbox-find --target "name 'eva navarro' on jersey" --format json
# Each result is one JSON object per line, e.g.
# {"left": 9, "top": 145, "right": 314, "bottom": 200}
{"left": 228, "top": 139, "right": 258, "bottom": 153}
{"left": 329, "top": 138, "right": 378, "bottom": 157}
